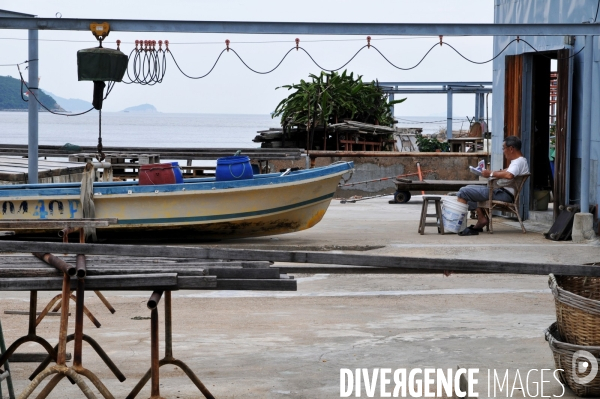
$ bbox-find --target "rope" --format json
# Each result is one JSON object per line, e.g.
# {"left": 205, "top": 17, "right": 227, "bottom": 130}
{"left": 80, "top": 162, "right": 97, "bottom": 242}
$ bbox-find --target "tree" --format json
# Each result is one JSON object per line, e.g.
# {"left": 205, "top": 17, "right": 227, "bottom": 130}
{"left": 272, "top": 70, "right": 406, "bottom": 130}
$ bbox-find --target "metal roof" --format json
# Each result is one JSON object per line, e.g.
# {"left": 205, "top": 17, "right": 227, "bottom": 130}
{"left": 0, "top": 9, "right": 35, "bottom": 18}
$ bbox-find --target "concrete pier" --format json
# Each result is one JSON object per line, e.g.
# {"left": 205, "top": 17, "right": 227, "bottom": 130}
{"left": 1, "top": 196, "right": 598, "bottom": 398}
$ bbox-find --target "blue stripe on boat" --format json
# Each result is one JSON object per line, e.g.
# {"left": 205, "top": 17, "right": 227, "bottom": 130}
{"left": 117, "top": 192, "right": 335, "bottom": 225}
{"left": 0, "top": 162, "right": 353, "bottom": 198}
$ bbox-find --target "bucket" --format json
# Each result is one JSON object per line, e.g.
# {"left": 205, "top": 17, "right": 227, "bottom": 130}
{"left": 533, "top": 189, "right": 550, "bottom": 211}
{"left": 139, "top": 163, "right": 177, "bottom": 186}
{"left": 171, "top": 162, "right": 184, "bottom": 183}
{"left": 441, "top": 198, "right": 468, "bottom": 234}
{"left": 215, "top": 155, "right": 253, "bottom": 181}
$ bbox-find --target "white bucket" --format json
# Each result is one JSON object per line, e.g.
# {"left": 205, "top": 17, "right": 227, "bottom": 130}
{"left": 441, "top": 198, "right": 468, "bottom": 234}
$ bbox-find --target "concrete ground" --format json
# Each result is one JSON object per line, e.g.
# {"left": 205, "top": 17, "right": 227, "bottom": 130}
{"left": 1, "top": 195, "right": 600, "bottom": 398}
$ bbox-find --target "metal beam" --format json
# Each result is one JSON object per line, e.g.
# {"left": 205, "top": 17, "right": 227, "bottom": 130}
{"left": 382, "top": 88, "right": 492, "bottom": 94}
{"left": 580, "top": 35, "right": 593, "bottom": 213}
{"left": 447, "top": 90, "right": 453, "bottom": 139}
{"left": 379, "top": 81, "right": 492, "bottom": 87}
{"left": 0, "top": 19, "right": 599, "bottom": 36}
{"left": 27, "top": 29, "right": 38, "bottom": 184}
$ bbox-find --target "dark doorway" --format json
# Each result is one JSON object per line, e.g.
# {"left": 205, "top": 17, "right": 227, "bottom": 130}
{"left": 505, "top": 49, "right": 571, "bottom": 219}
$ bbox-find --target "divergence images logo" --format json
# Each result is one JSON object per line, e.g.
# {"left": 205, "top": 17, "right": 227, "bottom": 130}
{"left": 573, "top": 350, "right": 599, "bottom": 385}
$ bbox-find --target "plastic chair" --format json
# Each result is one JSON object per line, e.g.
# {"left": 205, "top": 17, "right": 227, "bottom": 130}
{"left": 477, "top": 173, "right": 531, "bottom": 234}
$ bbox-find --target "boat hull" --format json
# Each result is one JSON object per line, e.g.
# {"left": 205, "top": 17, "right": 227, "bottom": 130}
{"left": 0, "top": 162, "right": 353, "bottom": 240}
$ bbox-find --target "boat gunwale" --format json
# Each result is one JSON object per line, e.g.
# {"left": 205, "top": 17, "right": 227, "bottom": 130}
{"left": 0, "top": 162, "right": 353, "bottom": 198}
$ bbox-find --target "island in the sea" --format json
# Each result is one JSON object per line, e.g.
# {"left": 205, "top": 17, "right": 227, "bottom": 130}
{"left": 121, "top": 104, "right": 158, "bottom": 113}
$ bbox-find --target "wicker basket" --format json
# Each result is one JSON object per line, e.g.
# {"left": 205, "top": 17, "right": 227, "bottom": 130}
{"left": 546, "top": 322, "right": 600, "bottom": 397}
{"left": 549, "top": 274, "right": 600, "bottom": 346}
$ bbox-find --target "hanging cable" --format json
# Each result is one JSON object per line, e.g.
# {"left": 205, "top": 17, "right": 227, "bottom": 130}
{"left": 122, "top": 40, "right": 168, "bottom": 85}
{"left": 168, "top": 47, "right": 227, "bottom": 79}
{"left": 518, "top": 38, "right": 585, "bottom": 60}
{"left": 97, "top": 109, "right": 105, "bottom": 161}
{"left": 0, "top": 59, "right": 37, "bottom": 67}
{"left": 17, "top": 65, "right": 113, "bottom": 116}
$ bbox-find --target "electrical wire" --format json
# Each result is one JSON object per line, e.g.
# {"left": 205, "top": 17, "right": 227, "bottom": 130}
{"left": 122, "top": 45, "right": 168, "bottom": 85}
{"left": 229, "top": 47, "right": 296, "bottom": 74}
{"left": 595, "top": 0, "right": 600, "bottom": 23}
{"left": 165, "top": 37, "right": 533, "bottom": 77}
{"left": 17, "top": 66, "right": 114, "bottom": 116}
{"left": 168, "top": 48, "right": 226, "bottom": 79}
{"left": 519, "top": 38, "right": 585, "bottom": 60}
{"left": 0, "top": 59, "right": 38, "bottom": 67}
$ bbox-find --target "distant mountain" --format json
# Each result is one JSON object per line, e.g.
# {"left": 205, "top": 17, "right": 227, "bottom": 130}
{"left": 121, "top": 104, "right": 158, "bottom": 113}
{"left": 0, "top": 75, "right": 63, "bottom": 111}
{"left": 46, "top": 92, "right": 92, "bottom": 113}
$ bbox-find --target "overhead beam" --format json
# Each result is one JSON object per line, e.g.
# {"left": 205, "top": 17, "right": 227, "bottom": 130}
{"left": 382, "top": 88, "right": 492, "bottom": 94}
{"left": 0, "top": 19, "right": 599, "bottom": 36}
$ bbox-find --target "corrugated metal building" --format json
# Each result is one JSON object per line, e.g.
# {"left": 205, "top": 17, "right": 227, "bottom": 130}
{"left": 493, "top": 0, "right": 598, "bottom": 226}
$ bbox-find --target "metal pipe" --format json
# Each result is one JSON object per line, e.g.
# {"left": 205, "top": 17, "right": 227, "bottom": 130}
{"left": 75, "top": 255, "right": 86, "bottom": 279}
{"left": 27, "top": 29, "right": 38, "bottom": 184}
{"left": 57, "top": 274, "right": 70, "bottom": 366}
{"left": 0, "top": 319, "right": 15, "bottom": 399}
{"left": 73, "top": 279, "right": 84, "bottom": 368}
{"left": 0, "top": 19, "right": 598, "bottom": 36}
{"left": 150, "top": 307, "right": 160, "bottom": 398}
{"left": 169, "top": 359, "right": 215, "bottom": 399}
{"left": 28, "top": 291, "right": 37, "bottom": 336}
{"left": 147, "top": 291, "right": 163, "bottom": 310}
{"left": 416, "top": 162, "right": 425, "bottom": 195}
{"left": 36, "top": 294, "right": 66, "bottom": 327}
{"left": 164, "top": 291, "right": 172, "bottom": 360}
{"left": 338, "top": 170, "right": 435, "bottom": 187}
{"left": 446, "top": 89, "right": 453, "bottom": 139}
{"left": 58, "top": 228, "right": 78, "bottom": 242}
{"left": 380, "top": 81, "right": 492, "bottom": 87}
{"left": 94, "top": 291, "right": 116, "bottom": 314}
{"left": 580, "top": 34, "right": 593, "bottom": 214}
{"left": 69, "top": 295, "right": 101, "bottom": 328}
{"left": 31, "top": 333, "right": 126, "bottom": 383}
{"left": 33, "top": 253, "right": 76, "bottom": 277}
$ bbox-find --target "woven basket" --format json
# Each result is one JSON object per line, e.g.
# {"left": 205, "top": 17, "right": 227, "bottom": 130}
{"left": 549, "top": 274, "right": 600, "bottom": 346}
{"left": 545, "top": 322, "right": 600, "bottom": 397}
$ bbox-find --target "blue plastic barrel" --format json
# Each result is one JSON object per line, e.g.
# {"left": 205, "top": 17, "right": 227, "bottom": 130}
{"left": 171, "top": 162, "right": 184, "bottom": 183}
{"left": 215, "top": 156, "right": 253, "bottom": 181}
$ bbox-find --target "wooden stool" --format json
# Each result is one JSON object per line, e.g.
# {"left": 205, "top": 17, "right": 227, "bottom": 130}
{"left": 418, "top": 196, "right": 444, "bottom": 235}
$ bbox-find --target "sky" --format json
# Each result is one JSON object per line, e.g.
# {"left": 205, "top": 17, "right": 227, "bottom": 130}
{"left": 0, "top": 1, "right": 494, "bottom": 116}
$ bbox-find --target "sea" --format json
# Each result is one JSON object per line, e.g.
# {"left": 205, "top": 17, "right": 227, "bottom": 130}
{"left": 0, "top": 111, "right": 465, "bottom": 153}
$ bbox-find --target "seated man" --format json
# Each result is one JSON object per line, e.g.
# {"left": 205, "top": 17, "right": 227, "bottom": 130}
{"left": 456, "top": 135, "right": 530, "bottom": 236}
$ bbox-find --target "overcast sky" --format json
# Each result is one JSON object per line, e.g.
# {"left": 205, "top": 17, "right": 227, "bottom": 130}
{"left": 0, "top": 1, "right": 494, "bottom": 116}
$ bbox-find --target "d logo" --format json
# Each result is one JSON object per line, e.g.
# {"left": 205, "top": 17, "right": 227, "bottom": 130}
{"left": 572, "top": 350, "right": 598, "bottom": 385}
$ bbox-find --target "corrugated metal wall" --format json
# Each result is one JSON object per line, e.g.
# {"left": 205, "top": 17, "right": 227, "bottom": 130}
{"left": 493, "top": 0, "right": 599, "bottom": 212}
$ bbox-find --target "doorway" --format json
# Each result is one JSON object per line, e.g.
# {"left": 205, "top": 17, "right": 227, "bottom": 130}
{"left": 504, "top": 49, "right": 572, "bottom": 220}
